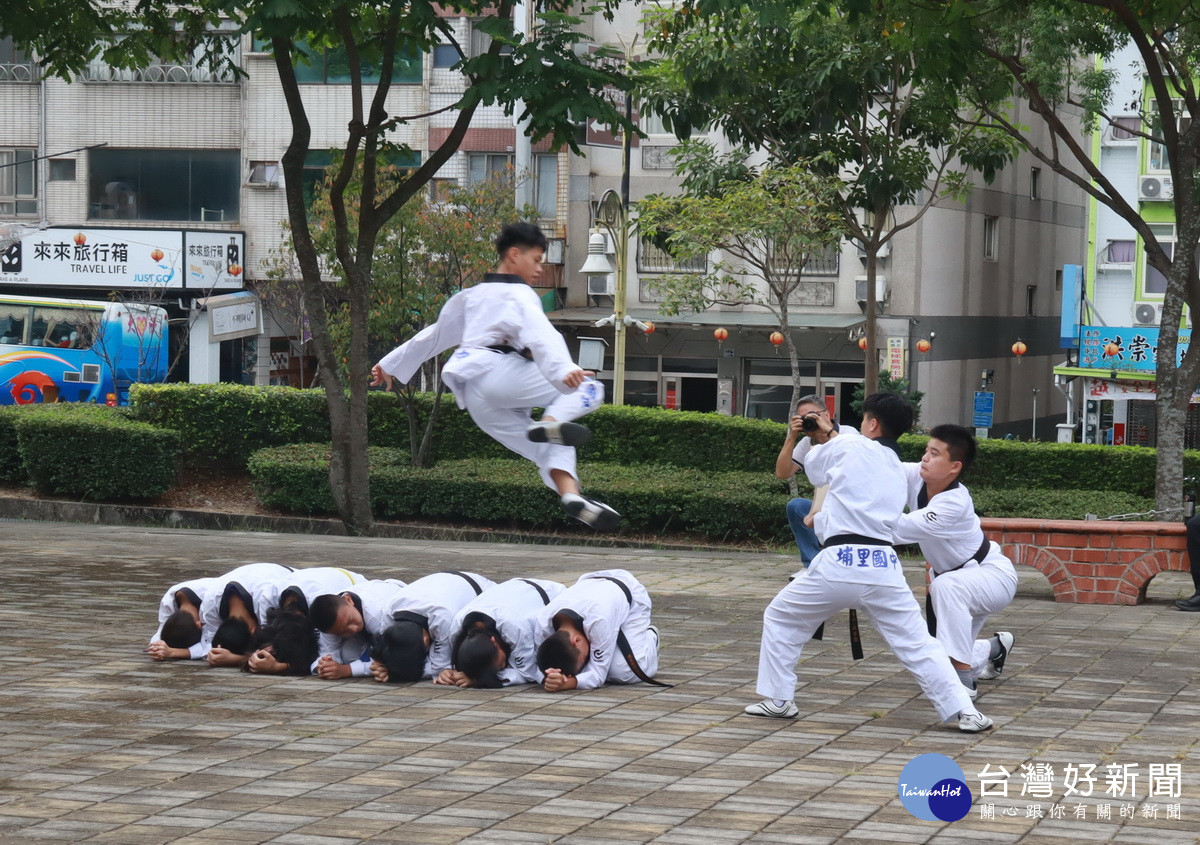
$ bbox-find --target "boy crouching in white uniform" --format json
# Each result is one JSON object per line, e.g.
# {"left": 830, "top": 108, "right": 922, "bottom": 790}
{"left": 371, "top": 222, "right": 619, "bottom": 531}
{"left": 744, "top": 393, "right": 994, "bottom": 732}
{"left": 892, "top": 424, "right": 1017, "bottom": 697}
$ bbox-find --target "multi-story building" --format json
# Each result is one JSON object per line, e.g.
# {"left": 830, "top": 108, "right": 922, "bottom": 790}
{"left": 0, "top": 8, "right": 1085, "bottom": 433}
{"left": 1054, "top": 41, "right": 1197, "bottom": 448}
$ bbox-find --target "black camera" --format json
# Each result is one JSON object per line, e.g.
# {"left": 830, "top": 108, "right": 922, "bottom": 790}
{"left": 801, "top": 415, "right": 820, "bottom": 433}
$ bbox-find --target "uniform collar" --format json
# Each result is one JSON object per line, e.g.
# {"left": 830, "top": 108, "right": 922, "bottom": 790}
{"left": 482, "top": 272, "right": 527, "bottom": 285}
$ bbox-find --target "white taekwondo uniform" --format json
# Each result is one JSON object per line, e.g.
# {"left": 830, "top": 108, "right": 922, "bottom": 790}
{"left": 197, "top": 563, "right": 294, "bottom": 657}
{"left": 450, "top": 577, "right": 566, "bottom": 685}
{"left": 376, "top": 275, "right": 604, "bottom": 490}
{"left": 536, "top": 569, "right": 659, "bottom": 689}
{"left": 390, "top": 571, "right": 497, "bottom": 679}
{"left": 278, "top": 566, "right": 367, "bottom": 615}
{"left": 893, "top": 465, "right": 1018, "bottom": 676}
{"left": 150, "top": 576, "right": 220, "bottom": 659}
{"left": 790, "top": 424, "right": 858, "bottom": 475}
{"left": 756, "top": 429, "right": 974, "bottom": 722}
{"left": 312, "top": 578, "right": 409, "bottom": 677}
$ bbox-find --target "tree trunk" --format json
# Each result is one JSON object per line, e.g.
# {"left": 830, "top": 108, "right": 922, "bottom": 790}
{"left": 863, "top": 243, "right": 880, "bottom": 395}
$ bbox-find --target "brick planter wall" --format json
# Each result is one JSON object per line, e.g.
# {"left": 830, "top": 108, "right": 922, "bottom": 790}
{"left": 980, "top": 518, "right": 1190, "bottom": 605}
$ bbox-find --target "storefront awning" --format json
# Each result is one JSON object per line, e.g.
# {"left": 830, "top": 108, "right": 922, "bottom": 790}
{"left": 1053, "top": 365, "right": 1156, "bottom": 382}
{"left": 547, "top": 306, "right": 865, "bottom": 331}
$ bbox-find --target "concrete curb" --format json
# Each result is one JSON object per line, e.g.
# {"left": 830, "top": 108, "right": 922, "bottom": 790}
{"left": 0, "top": 495, "right": 748, "bottom": 553}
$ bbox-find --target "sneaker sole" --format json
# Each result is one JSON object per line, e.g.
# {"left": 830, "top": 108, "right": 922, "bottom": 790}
{"left": 528, "top": 422, "right": 592, "bottom": 447}
{"left": 563, "top": 499, "right": 621, "bottom": 532}
{"left": 990, "top": 632, "right": 1014, "bottom": 676}
{"left": 744, "top": 705, "right": 799, "bottom": 719}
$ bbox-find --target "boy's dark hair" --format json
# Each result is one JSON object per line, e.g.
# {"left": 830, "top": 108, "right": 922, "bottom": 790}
{"left": 162, "top": 609, "right": 202, "bottom": 649}
{"left": 370, "top": 621, "right": 428, "bottom": 683}
{"left": 536, "top": 630, "right": 582, "bottom": 677}
{"left": 452, "top": 613, "right": 512, "bottom": 689}
{"left": 495, "top": 221, "right": 547, "bottom": 257}
{"left": 928, "top": 423, "right": 977, "bottom": 475}
{"left": 861, "top": 391, "right": 914, "bottom": 439}
{"left": 308, "top": 594, "right": 341, "bottom": 633}
{"left": 212, "top": 617, "right": 253, "bottom": 655}
{"left": 251, "top": 607, "right": 318, "bottom": 676}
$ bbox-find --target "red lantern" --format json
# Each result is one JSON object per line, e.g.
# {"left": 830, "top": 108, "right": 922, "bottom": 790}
{"left": 769, "top": 331, "right": 784, "bottom": 346}
{"left": 857, "top": 337, "right": 868, "bottom": 351}
{"left": 1012, "top": 341, "right": 1027, "bottom": 357}
{"left": 151, "top": 248, "right": 164, "bottom": 262}
{"left": 73, "top": 232, "right": 86, "bottom": 246}
{"left": 714, "top": 327, "right": 729, "bottom": 342}
{"left": 916, "top": 338, "right": 931, "bottom": 353}
{"left": 643, "top": 321, "right": 656, "bottom": 335}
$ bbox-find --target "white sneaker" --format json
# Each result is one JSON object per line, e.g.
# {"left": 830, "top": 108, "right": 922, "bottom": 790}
{"left": 528, "top": 421, "right": 592, "bottom": 447}
{"left": 958, "top": 710, "right": 994, "bottom": 733}
{"left": 964, "top": 681, "right": 978, "bottom": 701}
{"left": 562, "top": 495, "right": 621, "bottom": 531}
{"left": 743, "top": 699, "right": 799, "bottom": 719}
{"left": 978, "top": 631, "right": 1014, "bottom": 680}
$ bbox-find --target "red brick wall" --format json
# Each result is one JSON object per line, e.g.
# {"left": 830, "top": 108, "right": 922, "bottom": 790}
{"left": 981, "top": 518, "right": 1189, "bottom": 605}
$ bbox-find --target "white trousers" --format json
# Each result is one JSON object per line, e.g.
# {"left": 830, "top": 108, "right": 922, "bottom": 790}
{"left": 930, "top": 553, "right": 1017, "bottom": 674}
{"left": 605, "top": 577, "right": 659, "bottom": 684}
{"left": 756, "top": 558, "right": 973, "bottom": 721}
{"left": 460, "top": 353, "right": 604, "bottom": 491}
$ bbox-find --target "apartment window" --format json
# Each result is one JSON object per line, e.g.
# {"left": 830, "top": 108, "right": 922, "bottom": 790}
{"left": 1140, "top": 223, "right": 1178, "bottom": 297}
{"left": 1110, "top": 116, "right": 1140, "bottom": 141}
{"left": 302, "top": 149, "right": 420, "bottom": 207}
{"left": 1026, "top": 285, "right": 1037, "bottom": 316}
{"left": 433, "top": 44, "right": 460, "bottom": 68}
{"left": 253, "top": 37, "right": 421, "bottom": 84}
{"left": 470, "top": 20, "right": 514, "bottom": 58}
{"left": 89, "top": 148, "right": 239, "bottom": 222}
{"left": 246, "top": 161, "right": 280, "bottom": 186}
{"left": 0, "top": 37, "right": 35, "bottom": 82}
{"left": 49, "top": 159, "right": 76, "bottom": 181}
{"left": 1104, "top": 240, "right": 1136, "bottom": 264}
{"left": 86, "top": 34, "right": 240, "bottom": 83}
{"left": 0, "top": 149, "right": 37, "bottom": 216}
{"left": 637, "top": 233, "right": 706, "bottom": 274}
{"left": 1149, "top": 98, "right": 1189, "bottom": 172}
{"left": 983, "top": 216, "right": 998, "bottom": 261}
{"left": 1030, "top": 167, "right": 1041, "bottom": 200}
{"left": 467, "top": 153, "right": 557, "bottom": 220}
{"left": 802, "top": 242, "right": 840, "bottom": 276}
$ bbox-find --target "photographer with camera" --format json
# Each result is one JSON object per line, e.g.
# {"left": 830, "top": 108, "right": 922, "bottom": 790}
{"left": 775, "top": 396, "right": 856, "bottom": 566}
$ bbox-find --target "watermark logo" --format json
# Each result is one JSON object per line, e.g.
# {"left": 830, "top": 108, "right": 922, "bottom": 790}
{"left": 899, "top": 753, "right": 973, "bottom": 822}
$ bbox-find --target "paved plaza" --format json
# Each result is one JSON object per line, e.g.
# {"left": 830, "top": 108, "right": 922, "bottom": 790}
{"left": 0, "top": 520, "right": 1197, "bottom": 844}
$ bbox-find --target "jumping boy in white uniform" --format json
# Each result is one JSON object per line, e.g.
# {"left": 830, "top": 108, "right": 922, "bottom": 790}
{"left": 371, "top": 222, "right": 619, "bottom": 531}
{"left": 535, "top": 569, "right": 661, "bottom": 691}
{"left": 744, "top": 393, "right": 993, "bottom": 732}
{"left": 892, "top": 424, "right": 1016, "bottom": 697}
{"left": 146, "top": 576, "right": 220, "bottom": 661}
{"left": 436, "top": 577, "right": 566, "bottom": 688}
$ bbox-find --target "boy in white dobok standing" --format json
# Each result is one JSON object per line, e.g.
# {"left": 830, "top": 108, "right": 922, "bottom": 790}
{"left": 744, "top": 393, "right": 994, "bottom": 732}
{"left": 371, "top": 222, "right": 619, "bottom": 531}
{"left": 892, "top": 424, "right": 1017, "bottom": 698}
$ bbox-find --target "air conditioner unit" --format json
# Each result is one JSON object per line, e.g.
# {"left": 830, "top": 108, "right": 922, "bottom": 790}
{"left": 1133, "top": 302, "right": 1161, "bottom": 326}
{"left": 1138, "top": 175, "right": 1174, "bottom": 201}
{"left": 855, "top": 239, "right": 890, "bottom": 259}
{"left": 587, "top": 274, "right": 615, "bottom": 296}
{"left": 854, "top": 275, "right": 888, "bottom": 303}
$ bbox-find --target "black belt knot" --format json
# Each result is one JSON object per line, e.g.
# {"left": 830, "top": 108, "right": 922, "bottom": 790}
{"left": 487, "top": 344, "right": 533, "bottom": 360}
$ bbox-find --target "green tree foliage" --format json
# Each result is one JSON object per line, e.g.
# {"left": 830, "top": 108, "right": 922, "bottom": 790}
{"left": 644, "top": 0, "right": 1015, "bottom": 393}
{"left": 637, "top": 152, "right": 846, "bottom": 413}
{"left": 850, "top": 373, "right": 924, "bottom": 427}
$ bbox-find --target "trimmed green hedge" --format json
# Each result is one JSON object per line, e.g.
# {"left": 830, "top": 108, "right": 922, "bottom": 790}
{"left": 5, "top": 403, "right": 180, "bottom": 500}
{"left": 249, "top": 445, "right": 795, "bottom": 542}
{"left": 0, "top": 407, "right": 24, "bottom": 482}
{"left": 248, "top": 443, "right": 1160, "bottom": 536}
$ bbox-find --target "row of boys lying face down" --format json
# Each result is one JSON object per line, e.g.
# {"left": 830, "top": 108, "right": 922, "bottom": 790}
{"left": 147, "top": 564, "right": 661, "bottom": 692}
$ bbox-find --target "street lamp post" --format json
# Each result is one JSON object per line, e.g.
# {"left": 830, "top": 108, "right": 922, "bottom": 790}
{"left": 580, "top": 190, "right": 633, "bottom": 405}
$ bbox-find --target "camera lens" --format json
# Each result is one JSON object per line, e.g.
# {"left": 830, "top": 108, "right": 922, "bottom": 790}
{"left": 801, "top": 416, "right": 818, "bottom": 432}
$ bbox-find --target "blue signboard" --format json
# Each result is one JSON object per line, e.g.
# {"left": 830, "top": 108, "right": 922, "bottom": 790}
{"left": 973, "top": 391, "right": 994, "bottom": 428}
{"left": 1060, "top": 263, "right": 1082, "bottom": 349}
{"left": 1078, "top": 325, "right": 1192, "bottom": 373}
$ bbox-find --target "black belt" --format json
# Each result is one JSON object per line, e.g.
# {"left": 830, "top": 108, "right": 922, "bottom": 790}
{"left": 589, "top": 575, "right": 672, "bottom": 687}
{"left": 813, "top": 535, "right": 893, "bottom": 660}
{"left": 487, "top": 344, "right": 533, "bottom": 360}
{"left": 926, "top": 536, "right": 993, "bottom": 637}
{"left": 443, "top": 570, "right": 484, "bottom": 595}
{"left": 521, "top": 578, "right": 551, "bottom": 605}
